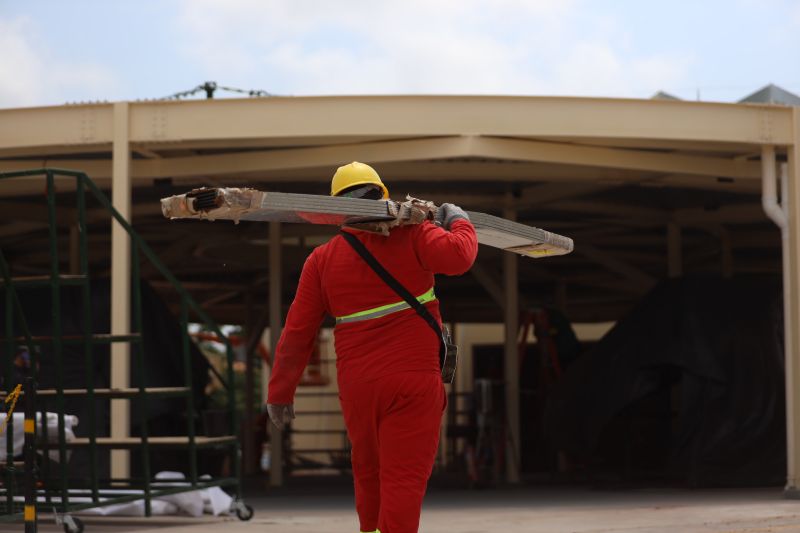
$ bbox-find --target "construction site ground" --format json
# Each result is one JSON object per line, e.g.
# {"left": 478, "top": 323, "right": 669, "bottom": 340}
{"left": 30, "top": 480, "right": 800, "bottom": 533}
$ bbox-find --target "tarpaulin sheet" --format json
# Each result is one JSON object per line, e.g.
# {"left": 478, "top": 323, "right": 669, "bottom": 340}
{"left": 0, "top": 412, "right": 78, "bottom": 460}
{"left": 544, "top": 276, "right": 785, "bottom": 486}
{"left": 11, "top": 472, "right": 233, "bottom": 517}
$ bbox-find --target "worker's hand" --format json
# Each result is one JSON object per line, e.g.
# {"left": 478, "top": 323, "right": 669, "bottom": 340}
{"left": 266, "top": 403, "right": 295, "bottom": 429}
{"left": 435, "top": 203, "right": 470, "bottom": 230}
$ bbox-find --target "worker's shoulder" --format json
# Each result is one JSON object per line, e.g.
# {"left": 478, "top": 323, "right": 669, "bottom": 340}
{"left": 393, "top": 220, "right": 436, "bottom": 236}
{"left": 404, "top": 219, "right": 443, "bottom": 238}
{"left": 306, "top": 233, "right": 343, "bottom": 263}
{"left": 377, "top": 221, "right": 440, "bottom": 245}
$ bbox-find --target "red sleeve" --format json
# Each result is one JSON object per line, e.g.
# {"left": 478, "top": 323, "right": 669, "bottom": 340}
{"left": 412, "top": 219, "right": 478, "bottom": 275}
{"left": 267, "top": 250, "right": 326, "bottom": 404}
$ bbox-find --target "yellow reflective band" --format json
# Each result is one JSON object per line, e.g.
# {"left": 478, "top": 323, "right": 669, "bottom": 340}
{"left": 24, "top": 505, "right": 35, "bottom": 521}
{"left": 336, "top": 287, "right": 436, "bottom": 324}
{"left": 24, "top": 419, "right": 34, "bottom": 434}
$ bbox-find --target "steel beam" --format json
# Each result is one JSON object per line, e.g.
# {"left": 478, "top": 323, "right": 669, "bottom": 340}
{"left": 521, "top": 183, "right": 613, "bottom": 206}
{"left": 0, "top": 135, "right": 765, "bottom": 181}
{"left": 467, "top": 136, "right": 761, "bottom": 179}
{"left": 0, "top": 96, "right": 793, "bottom": 153}
{"left": 0, "top": 104, "right": 113, "bottom": 151}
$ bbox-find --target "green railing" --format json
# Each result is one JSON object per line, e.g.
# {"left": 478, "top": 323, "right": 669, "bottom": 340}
{"left": 0, "top": 168, "right": 248, "bottom": 530}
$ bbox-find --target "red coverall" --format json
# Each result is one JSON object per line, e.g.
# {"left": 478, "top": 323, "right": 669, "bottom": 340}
{"left": 268, "top": 219, "right": 478, "bottom": 533}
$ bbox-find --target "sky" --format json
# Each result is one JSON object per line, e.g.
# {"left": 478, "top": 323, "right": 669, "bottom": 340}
{"left": 1, "top": 0, "right": 799, "bottom": 108}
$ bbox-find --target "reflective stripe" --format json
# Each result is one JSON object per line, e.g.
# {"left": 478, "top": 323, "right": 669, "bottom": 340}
{"left": 336, "top": 287, "right": 436, "bottom": 324}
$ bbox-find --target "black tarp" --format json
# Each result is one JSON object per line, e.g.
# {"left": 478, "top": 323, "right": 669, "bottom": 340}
{"left": 544, "top": 276, "right": 786, "bottom": 486}
{"left": 1, "top": 278, "right": 211, "bottom": 477}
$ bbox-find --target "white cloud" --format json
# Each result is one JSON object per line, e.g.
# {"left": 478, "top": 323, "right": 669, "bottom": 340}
{"left": 175, "top": 0, "right": 692, "bottom": 98}
{"left": 632, "top": 55, "right": 694, "bottom": 97}
{"left": 0, "top": 16, "right": 119, "bottom": 108}
{"left": 0, "top": 2, "right": 699, "bottom": 106}
{"left": 554, "top": 43, "right": 626, "bottom": 97}
{"left": 0, "top": 18, "right": 43, "bottom": 106}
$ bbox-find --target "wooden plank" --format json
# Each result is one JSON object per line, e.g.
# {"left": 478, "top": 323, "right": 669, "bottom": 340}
{"left": 0, "top": 387, "right": 189, "bottom": 399}
{"left": 65, "top": 436, "right": 237, "bottom": 448}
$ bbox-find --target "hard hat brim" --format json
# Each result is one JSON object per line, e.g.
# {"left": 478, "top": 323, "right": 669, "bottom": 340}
{"left": 331, "top": 180, "right": 389, "bottom": 199}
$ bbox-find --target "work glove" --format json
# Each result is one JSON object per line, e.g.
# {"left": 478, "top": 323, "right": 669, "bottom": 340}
{"left": 266, "top": 403, "right": 295, "bottom": 429}
{"left": 435, "top": 203, "right": 470, "bottom": 230}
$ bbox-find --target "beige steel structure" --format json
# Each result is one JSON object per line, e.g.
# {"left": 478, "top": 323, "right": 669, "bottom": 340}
{"left": 0, "top": 95, "right": 798, "bottom": 491}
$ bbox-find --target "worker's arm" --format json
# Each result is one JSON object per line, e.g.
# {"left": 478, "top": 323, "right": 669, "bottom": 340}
{"left": 267, "top": 251, "right": 327, "bottom": 405}
{"left": 412, "top": 212, "right": 478, "bottom": 275}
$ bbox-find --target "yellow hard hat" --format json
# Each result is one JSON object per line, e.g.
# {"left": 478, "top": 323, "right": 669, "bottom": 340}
{"left": 330, "top": 162, "right": 389, "bottom": 199}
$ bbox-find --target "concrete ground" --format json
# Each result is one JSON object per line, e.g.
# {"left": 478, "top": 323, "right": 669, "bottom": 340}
{"left": 26, "top": 483, "right": 800, "bottom": 533}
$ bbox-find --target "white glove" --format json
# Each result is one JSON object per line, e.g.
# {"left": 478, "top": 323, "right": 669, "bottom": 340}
{"left": 435, "top": 203, "right": 470, "bottom": 230}
{"left": 266, "top": 403, "right": 295, "bottom": 429}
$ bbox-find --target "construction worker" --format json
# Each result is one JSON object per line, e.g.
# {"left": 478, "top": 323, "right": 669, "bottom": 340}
{"left": 267, "top": 161, "right": 478, "bottom": 533}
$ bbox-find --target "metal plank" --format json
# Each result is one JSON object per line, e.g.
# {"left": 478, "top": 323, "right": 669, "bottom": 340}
{"left": 161, "top": 188, "right": 574, "bottom": 258}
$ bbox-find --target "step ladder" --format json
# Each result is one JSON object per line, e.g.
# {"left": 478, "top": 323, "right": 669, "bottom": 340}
{"left": 0, "top": 169, "right": 251, "bottom": 532}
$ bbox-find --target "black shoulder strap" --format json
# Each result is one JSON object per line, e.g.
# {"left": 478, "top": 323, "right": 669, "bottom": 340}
{"left": 340, "top": 230, "right": 445, "bottom": 367}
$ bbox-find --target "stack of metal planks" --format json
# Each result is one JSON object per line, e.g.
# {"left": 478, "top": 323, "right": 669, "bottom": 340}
{"left": 161, "top": 187, "right": 573, "bottom": 258}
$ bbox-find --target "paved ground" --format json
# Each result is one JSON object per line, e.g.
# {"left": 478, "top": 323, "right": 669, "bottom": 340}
{"left": 26, "top": 484, "right": 800, "bottom": 533}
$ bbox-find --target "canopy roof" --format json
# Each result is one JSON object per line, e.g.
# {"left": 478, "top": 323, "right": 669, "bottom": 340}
{"left": 0, "top": 95, "right": 796, "bottom": 323}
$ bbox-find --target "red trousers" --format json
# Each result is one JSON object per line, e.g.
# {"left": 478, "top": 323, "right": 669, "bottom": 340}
{"left": 339, "top": 371, "right": 446, "bottom": 533}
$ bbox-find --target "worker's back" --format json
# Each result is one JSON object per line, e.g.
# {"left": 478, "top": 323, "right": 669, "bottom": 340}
{"left": 268, "top": 219, "right": 476, "bottom": 403}
{"left": 326, "top": 221, "right": 470, "bottom": 386}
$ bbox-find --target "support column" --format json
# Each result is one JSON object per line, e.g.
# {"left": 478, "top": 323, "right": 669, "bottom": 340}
{"left": 267, "top": 222, "right": 284, "bottom": 487}
{"left": 503, "top": 202, "right": 520, "bottom": 484}
{"left": 243, "top": 290, "right": 255, "bottom": 476}
{"left": 110, "top": 102, "right": 131, "bottom": 479}
{"left": 667, "top": 222, "right": 682, "bottom": 278}
{"left": 785, "top": 112, "right": 800, "bottom": 497}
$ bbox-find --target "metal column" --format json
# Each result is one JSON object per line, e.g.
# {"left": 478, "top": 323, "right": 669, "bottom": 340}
{"left": 784, "top": 112, "right": 800, "bottom": 497}
{"left": 503, "top": 202, "right": 520, "bottom": 484}
{"left": 268, "top": 221, "right": 284, "bottom": 487}
{"left": 23, "top": 377, "right": 36, "bottom": 533}
{"left": 111, "top": 102, "right": 132, "bottom": 479}
{"left": 243, "top": 291, "right": 255, "bottom": 476}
